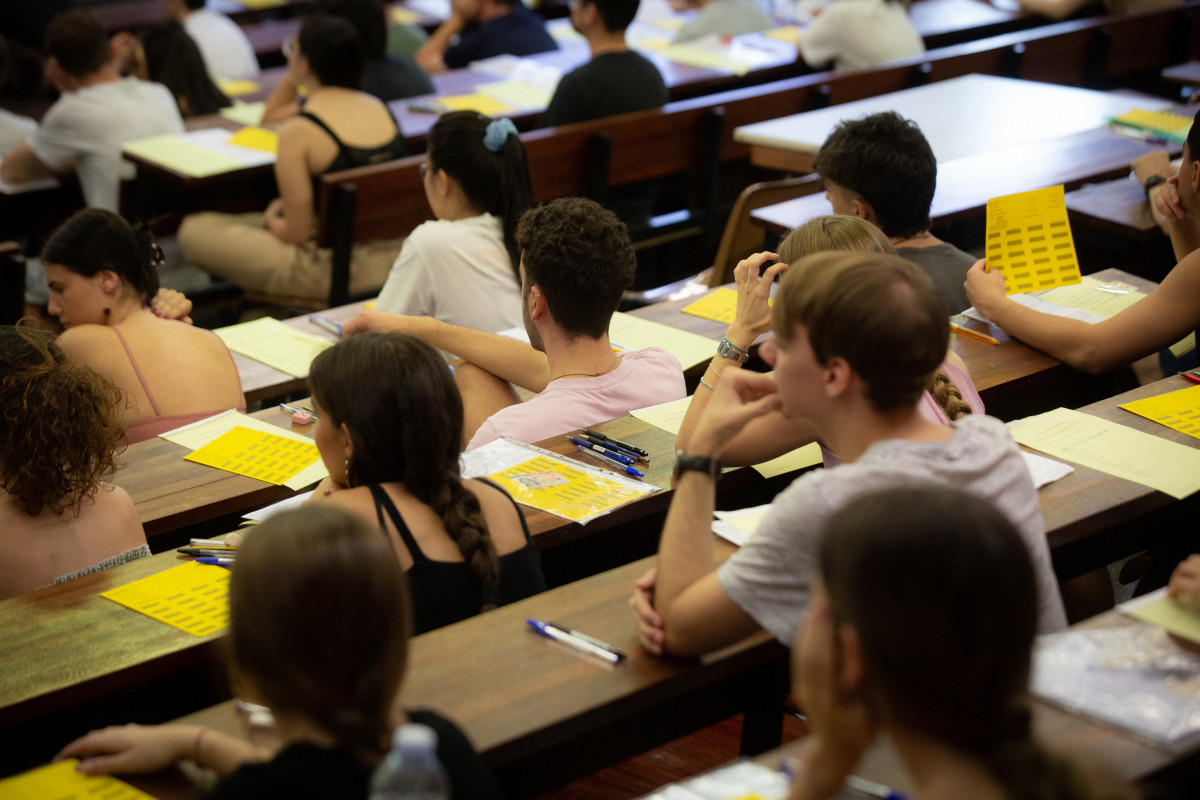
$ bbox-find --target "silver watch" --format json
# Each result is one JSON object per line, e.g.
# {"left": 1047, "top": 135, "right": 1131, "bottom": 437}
{"left": 716, "top": 338, "right": 750, "bottom": 364}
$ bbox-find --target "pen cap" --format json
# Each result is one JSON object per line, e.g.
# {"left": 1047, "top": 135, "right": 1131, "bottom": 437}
{"left": 393, "top": 722, "right": 438, "bottom": 753}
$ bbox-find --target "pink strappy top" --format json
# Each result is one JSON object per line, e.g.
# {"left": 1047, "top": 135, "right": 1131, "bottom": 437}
{"left": 112, "top": 327, "right": 246, "bottom": 444}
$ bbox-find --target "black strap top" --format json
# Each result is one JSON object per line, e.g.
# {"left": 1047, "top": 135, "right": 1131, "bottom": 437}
{"left": 368, "top": 480, "right": 545, "bottom": 635}
{"left": 299, "top": 109, "right": 408, "bottom": 174}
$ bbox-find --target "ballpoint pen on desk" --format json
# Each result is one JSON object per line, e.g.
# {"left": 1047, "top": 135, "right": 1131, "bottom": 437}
{"left": 308, "top": 314, "right": 343, "bottom": 337}
{"left": 196, "top": 556, "right": 236, "bottom": 568}
{"left": 579, "top": 432, "right": 649, "bottom": 463}
{"left": 280, "top": 402, "right": 316, "bottom": 424}
{"left": 526, "top": 619, "right": 626, "bottom": 663}
{"left": 575, "top": 445, "right": 645, "bottom": 478}
{"left": 949, "top": 322, "right": 999, "bottom": 346}
{"left": 579, "top": 428, "right": 649, "bottom": 458}
{"left": 568, "top": 436, "right": 636, "bottom": 465}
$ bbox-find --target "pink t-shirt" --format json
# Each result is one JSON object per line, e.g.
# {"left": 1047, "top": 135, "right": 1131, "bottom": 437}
{"left": 467, "top": 347, "right": 686, "bottom": 449}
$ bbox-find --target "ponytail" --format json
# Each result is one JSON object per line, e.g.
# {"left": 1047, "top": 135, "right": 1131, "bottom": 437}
{"left": 430, "top": 471, "right": 501, "bottom": 611}
{"left": 927, "top": 369, "right": 971, "bottom": 421}
{"left": 497, "top": 130, "right": 533, "bottom": 281}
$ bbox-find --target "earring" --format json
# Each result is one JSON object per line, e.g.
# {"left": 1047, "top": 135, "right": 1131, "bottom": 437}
{"left": 343, "top": 456, "right": 353, "bottom": 487}
{"left": 103, "top": 308, "right": 111, "bottom": 318}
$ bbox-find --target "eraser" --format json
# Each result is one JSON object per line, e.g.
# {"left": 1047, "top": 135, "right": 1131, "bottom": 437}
{"left": 291, "top": 410, "right": 314, "bottom": 425}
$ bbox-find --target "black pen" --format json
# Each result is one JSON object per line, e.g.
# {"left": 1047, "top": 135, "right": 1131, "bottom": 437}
{"left": 580, "top": 428, "right": 649, "bottom": 458}
{"left": 580, "top": 433, "right": 649, "bottom": 463}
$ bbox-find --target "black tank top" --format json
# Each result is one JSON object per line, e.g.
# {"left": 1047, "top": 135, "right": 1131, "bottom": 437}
{"left": 368, "top": 479, "right": 545, "bottom": 634}
{"left": 299, "top": 108, "right": 408, "bottom": 173}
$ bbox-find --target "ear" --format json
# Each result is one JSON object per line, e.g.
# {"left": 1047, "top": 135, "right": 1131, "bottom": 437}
{"left": 1189, "top": 158, "right": 1200, "bottom": 193}
{"left": 46, "top": 59, "right": 71, "bottom": 93}
{"left": 822, "top": 355, "right": 854, "bottom": 399}
{"left": 338, "top": 422, "right": 354, "bottom": 460}
{"left": 527, "top": 284, "right": 547, "bottom": 321}
{"left": 836, "top": 622, "right": 866, "bottom": 695}
{"left": 577, "top": 1, "right": 600, "bottom": 26}
{"left": 852, "top": 197, "right": 876, "bottom": 225}
{"left": 97, "top": 269, "right": 122, "bottom": 296}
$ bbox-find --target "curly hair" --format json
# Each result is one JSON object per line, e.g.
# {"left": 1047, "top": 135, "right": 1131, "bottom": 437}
{"left": 515, "top": 197, "right": 636, "bottom": 340}
{"left": 0, "top": 323, "right": 126, "bottom": 516}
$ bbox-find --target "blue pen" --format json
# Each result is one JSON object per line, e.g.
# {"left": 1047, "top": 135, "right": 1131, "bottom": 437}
{"left": 196, "top": 556, "right": 236, "bottom": 568}
{"left": 568, "top": 435, "right": 635, "bottom": 465}
{"left": 308, "top": 314, "right": 342, "bottom": 337}
{"left": 576, "top": 445, "right": 644, "bottom": 478}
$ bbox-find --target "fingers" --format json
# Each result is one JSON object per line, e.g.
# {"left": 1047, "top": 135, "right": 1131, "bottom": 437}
{"left": 629, "top": 585, "right": 664, "bottom": 656}
{"left": 341, "top": 311, "right": 374, "bottom": 337}
{"left": 634, "top": 567, "right": 657, "bottom": 590}
{"left": 722, "top": 369, "right": 779, "bottom": 399}
{"left": 733, "top": 252, "right": 780, "bottom": 282}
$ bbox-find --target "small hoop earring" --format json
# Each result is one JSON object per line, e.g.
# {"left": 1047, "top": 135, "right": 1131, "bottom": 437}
{"left": 343, "top": 456, "right": 353, "bottom": 487}
{"left": 102, "top": 308, "right": 111, "bottom": 318}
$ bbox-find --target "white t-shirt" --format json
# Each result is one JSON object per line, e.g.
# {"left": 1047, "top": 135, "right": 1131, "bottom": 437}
{"left": 467, "top": 347, "right": 686, "bottom": 449}
{"left": 0, "top": 109, "right": 37, "bottom": 155}
{"left": 376, "top": 213, "right": 523, "bottom": 333}
{"left": 718, "top": 415, "right": 1067, "bottom": 643}
{"left": 184, "top": 9, "right": 261, "bottom": 82}
{"left": 798, "top": 0, "right": 924, "bottom": 72}
{"left": 28, "top": 78, "right": 184, "bottom": 211}
{"left": 675, "top": 0, "right": 773, "bottom": 43}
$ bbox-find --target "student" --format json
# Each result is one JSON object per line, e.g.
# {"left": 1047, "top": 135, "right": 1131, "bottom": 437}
{"left": 161, "top": 0, "right": 260, "bottom": 82}
{"left": 375, "top": 112, "right": 532, "bottom": 333}
{"left": 139, "top": 23, "right": 232, "bottom": 118}
{"left": 416, "top": 0, "right": 558, "bottom": 73}
{"left": 42, "top": 209, "right": 245, "bottom": 443}
{"left": 633, "top": 251, "right": 1066, "bottom": 658}
{"left": 57, "top": 506, "right": 504, "bottom": 799}
{"left": 964, "top": 114, "right": 1200, "bottom": 375}
{"left": 0, "top": 324, "right": 147, "bottom": 600}
{"left": 672, "top": 0, "right": 772, "bottom": 43}
{"left": 344, "top": 197, "right": 687, "bottom": 449}
{"left": 541, "top": 0, "right": 668, "bottom": 128}
{"left": 812, "top": 112, "right": 974, "bottom": 313}
{"left": 676, "top": 215, "right": 982, "bottom": 467}
{"left": 304, "top": 332, "right": 546, "bottom": 634}
{"left": 797, "top": 0, "right": 924, "bottom": 72}
{"left": 179, "top": 14, "right": 407, "bottom": 302}
{"left": 0, "top": 10, "right": 183, "bottom": 212}
{"left": 790, "top": 487, "right": 1134, "bottom": 800}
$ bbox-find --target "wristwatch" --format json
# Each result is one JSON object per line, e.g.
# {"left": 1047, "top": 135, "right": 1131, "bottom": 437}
{"left": 715, "top": 337, "right": 750, "bottom": 365}
{"left": 1143, "top": 174, "right": 1167, "bottom": 199}
{"left": 673, "top": 451, "right": 722, "bottom": 480}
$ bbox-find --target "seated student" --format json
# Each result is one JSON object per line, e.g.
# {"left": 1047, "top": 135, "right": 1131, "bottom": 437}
{"left": 0, "top": 10, "right": 183, "bottom": 212}
{"left": 812, "top": 112, "right": 973, "bottom": 313}
{"left": 541, "top": 0, "right": 668, "bottom": 128}
{"left": 262, "top": 0, "right": 434, "bottom": 123}
{"left": 416, "top": 0, "right": 558, "bottom": 73}
{"left": 1008, "top": 0, "right": 1179, "bottom": 22}
{"left": 58, "top": 506, "right": 504, "bottom": 799}
{"left": 303, "top": 332, "right": 546, "bottom": 634}
{"left": 964, "top": 112, "right": 1200, "bottom": 376}
{"left": 797, "top": 0, "right": 924, "bottom": 72}
{"left": 632, "top": 251, "right": 1066, "bottom": 658}
{"left": 375, "top": 112, "right": 532, "bottom": 332}
{"left": 0, "top": 324, "right": 148, "bottom": 600}
{"left": 125, "top": 22, "right": 232, "bottom": 118}
{"left": 792, "top": 487, "right": 1135, "bottom": 800}
{"left": 345, "top": 197, "right": 687, "bottom": 449}
{"left": 672, "top": 0, "right": 772, "bottom": 43}
{"left": 162, "top": 0, "right": 260, "bottom": 82}
{"left": 180, "top": 14, "right": 407, "bottom": 303}
{"left": 42, "top": 209, "right": 245, "bottom": 443}
{"left": 676, "top": 215, "right": 983, "bottom": 468}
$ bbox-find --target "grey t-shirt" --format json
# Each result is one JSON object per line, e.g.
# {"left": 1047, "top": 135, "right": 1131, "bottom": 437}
{"left": 717, "top": 415, "right": 1067, "bottom": 644}
{"left": 897, "top": 242, "right": 975, "bottom": 314}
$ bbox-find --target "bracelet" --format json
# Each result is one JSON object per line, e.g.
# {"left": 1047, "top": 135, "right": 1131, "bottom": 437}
{"left": 721, "top": 337, "right": 749, "bottom": 356}
{"left": 699, "top": 377, "right": 717, "bottom": 391}
{"left": 193, "top": 727, "right": 209, "bottom": 763}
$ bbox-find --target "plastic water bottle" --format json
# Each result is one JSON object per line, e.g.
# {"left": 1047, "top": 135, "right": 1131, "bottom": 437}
{"left": 369, "top": 723, "right": 450, "bottom": 800}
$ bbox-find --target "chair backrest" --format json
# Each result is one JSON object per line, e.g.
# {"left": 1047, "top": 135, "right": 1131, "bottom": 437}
{"left": 0, "top": 242, "right": 23, "bottom": 326}
{"left": 707, "top": 175, "right": 823, "bottom": 287}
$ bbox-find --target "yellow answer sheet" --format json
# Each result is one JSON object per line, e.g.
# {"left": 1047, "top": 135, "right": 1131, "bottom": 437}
{"left": 609, "top": 312, "right": 716, "bottom": 370}
{"left": 1009, "top": 407, "right": 1200, "bottom": 500}
{"left": 682, "top": 287, "right": 742, "bottom": 324}
{"left": 102, "top": 561, "right": 230, "bottom": 637}
{"left": 216, "top": 78, "right": 262, "bottom": 97}
{"left": 1120, "top": 384, "right": 1200, "bottom": 442}
{"left": 437, "top": 93, "right": 514, "bottom": 116}
{"left": 185, "top": 426, "right": 321, "bottom": 485}
{"left": 985, "top": 185, "right": 1081, "bottom": 294}
{"left": 488, "top": 455, "right": 646, "bottom": 523}
{"left": 227, "top": 126, "right": 279, "bottom": 154}
{"left": 391, "top": 6, "right": 420, "bottom": 23}
{"left": 220, "top": 100, "right": 266, "bottom": 127}
{"left": 477, "top": 80, "right": 553, "bottom": 110}
{"left": 123, "top": 134, "right": 244, "bottom": 178}
{"left": 664, "top": 43, "right": 751, "bottom": 75}
{"left": 1037, "top": 276, "right": 1145, "bottom": 318}
{"left": 215, "top": 316, "right": 332, "bottom": 377}
{"left": 0, "top": 760, "right": 158, "bottom": 800}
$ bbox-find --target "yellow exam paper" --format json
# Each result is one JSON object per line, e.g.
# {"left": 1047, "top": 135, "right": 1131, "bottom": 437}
{"left": 665, "top": 43, "right": 751, "bottom": 75}
{"left": 123, "top": 134, "right": 244, "bottom": 178}
{"left": 650, "top": 16, "right": 685, "bottom": 30}
{"left": 0, "top": 760, "right": 158, "bottom": 800}
{"left": 237, "top": 0, "right": 284, "bottom": 8}
{"left": 985, "top": 185, "right": 1081, "bottom": 294}
{"left": 228, "top": 126, "right": 279, "bottom": 154}
{"left": 215, "top": 316, "right": 332, "bottom": 377}
{"left": 438, "top": 93, "right": 514, "bottom": 116}
{"left": 1110, "top": 108, "right": 1192, "bottom": 142}
{"left": 392, "top": 6, "right": 421, "bottom": 23}
{"left": 681, "top": 286, "right": 763, "bottom": 325}
{"left": 216, "top": 78, "right": 262, "bottom": 97}
{"left": 1036, "top": 276, "right": 1145, "bottom": 318}
{"left": 632, "top": 34, "right": 671, "bottom": 52}
{"left": 752, "top": 442, "right": 822, "bottom": 478}
{"left": 186, "top": 426, "right": 321, "bottom": 485}
{"left": 488, "top": 455, "right": 645, "bottom": 523}
{"left": 1009, "top": 407, "right": 1200, "bottom": 500}
{"left": 610, "top": 312, "right": 716, "bottom": 370}
{"left": 1127, "top": 593, "right": 1200, "bottom": 644}
{"left": 220, "top": 100, "right": 266, "bottom": 127}
{"left": 630, "top": 396, "right": 692, "bottom": 434}
{"left": 764, "top": 25, "right": 802, "bottom": 44}
{"left": 477, "top": 80, "right": 553, "bottom": 110}
{"left": 102, "top": 561, "right": 230, "bottom": 637}
{"left": 1120, "top": 384, "right": 1200, "bottom": 442}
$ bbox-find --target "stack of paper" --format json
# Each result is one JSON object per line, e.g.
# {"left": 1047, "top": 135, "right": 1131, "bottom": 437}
{"left": 712, "top": 505, "right": 770, "bottom": 546}
{"left": 124, "top": 127, "right": 276, "bottom": 178}
{"left": 214, "top": 316, "right": 332, "bottom": 377}
{"left": 609, "top": 312, "right": 716, "bottom": 370}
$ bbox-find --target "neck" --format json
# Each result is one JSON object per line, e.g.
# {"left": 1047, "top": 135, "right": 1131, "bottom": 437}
{"left": 76, "top": 66, "right": 122, "bottom": 90}
{"left": 890, "top": 729, "right": 1007, "bottom": 800}
{"left": 479, "top": 2, "right": 515, "bottom": 22}
{"left": 820, "top": 402, "right": 951, "bottom": 463}
{"left": 888, "top": 230, "right": 941, "bottom": 249}
{"left": 107, "top": 293, "right": 149, "bottom": 325}
{"left": 272, "top": 709, "right": 342, "bottom": 751}
{"left": 543, "top": 329, "right": 621, "bottom": 381}
{"left": 588, "top": 29, "right": 629, "bottom": 56}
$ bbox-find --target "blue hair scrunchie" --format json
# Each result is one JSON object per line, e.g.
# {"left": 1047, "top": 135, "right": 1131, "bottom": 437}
{"left": 483, "top": 117, "right": 518, "bottom": 153}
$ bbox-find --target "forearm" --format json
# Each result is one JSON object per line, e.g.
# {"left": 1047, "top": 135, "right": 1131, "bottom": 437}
{"left": 676, "top": 322, "right": 760, "bottom": 452}
{"left": 193, "top": 728, "right": 271, "bottom": 776}
{"left": 415, "top": 17, "right": 464, "bottom": 73}
{"left": 265, "top": 213, "right": 308, "bottom": 244}
{"left": 1165, "top": 214, "right": 1200, "bottom": 262}
{"left": 1, "top": 143, "right": 55, "bottom": 183}
{"left": 410, "top": 317, "right": 551, "bottom": 390}
{"left": 978, "top": 296, "right": 1118, "bottom": 374}
{"left": 262, "top": 76, "right": 300, "bottom": 124}
{"left": 654, "top": 473, "right": 719, "bottom": 633}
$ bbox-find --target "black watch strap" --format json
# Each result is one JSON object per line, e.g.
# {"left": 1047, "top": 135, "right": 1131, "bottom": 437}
{"left": 673, "top": 451, "right": 722, "bottom": 479}
{"left": 1143, "top": 174, "right": 1167, "bottom": 198}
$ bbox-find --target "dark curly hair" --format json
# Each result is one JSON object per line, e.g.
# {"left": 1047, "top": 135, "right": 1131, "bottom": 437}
{"left": 0, "top": 323, "right": 125, "bottom": 516}
{"left": 515, "top": 197, "right": 636, "bottom": 340}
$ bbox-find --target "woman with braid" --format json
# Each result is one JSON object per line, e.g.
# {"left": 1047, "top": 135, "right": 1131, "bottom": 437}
{"left": 790, "top": 486, "right": 1135, "bottom": 800}
{"left": 676, "top": 215, "right": 981, "bottom": 466}
{"left": 59, "top": 507, "right": 503, "bottom": 798}
{"left": 305, "top": 332, "right": 545, "bottom": 633}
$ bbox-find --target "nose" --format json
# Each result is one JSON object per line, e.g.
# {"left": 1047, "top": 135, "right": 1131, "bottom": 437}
{"left": 47, "top": 295, "right": 62, "bottom": 317}
{"left": 760, "top": 338, "right": 777, "bottom": 366}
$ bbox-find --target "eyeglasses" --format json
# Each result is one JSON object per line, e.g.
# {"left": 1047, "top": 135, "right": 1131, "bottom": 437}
{"left": 418, "top": 162, "right": 431, "bottom": 180}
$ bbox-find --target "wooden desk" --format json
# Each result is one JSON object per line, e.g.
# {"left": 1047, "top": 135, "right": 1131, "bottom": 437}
{"left": 1066, "top": 176, "right": 1163, "bottom": 243}
{"left": 1163, "top": 60, "right": 1200, "bottom": 87}
{"left": 734, "top": 74, "right": 1172, "bottom": 174}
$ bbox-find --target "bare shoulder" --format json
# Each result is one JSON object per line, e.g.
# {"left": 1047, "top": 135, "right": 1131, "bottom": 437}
{"left": 92, "top": 484, "right": 146, "bottom": 544}
{"left": 57, "top": 324, "right": 117, "bottom": 360}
